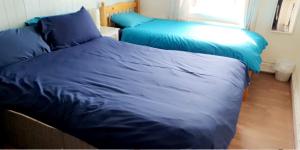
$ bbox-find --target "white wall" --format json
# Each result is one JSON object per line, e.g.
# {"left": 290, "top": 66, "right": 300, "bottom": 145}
{"left": 255, "top": 0, "right": 300, "bottom": 66}
{"left": 140, "top": 0, "right": 170, "bottom": 19}
{"left": 104, "top": 0, "right": 170, "bottom": 18}
{"left": 0, "top": 0, "right": 100, "bottom": 31}
{"left": 293, "top": 57, "right": 300, "bottom": 149}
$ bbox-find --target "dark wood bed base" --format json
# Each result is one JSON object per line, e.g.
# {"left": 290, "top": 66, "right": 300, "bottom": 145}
{"left": 0, "top": 110, "right": 94, "bottom": 149}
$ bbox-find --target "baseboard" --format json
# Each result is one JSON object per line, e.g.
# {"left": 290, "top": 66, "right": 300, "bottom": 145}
{"left": 261, "top": 61, "right": 276, "bottom": 73}
{"left": 292, "top": 73, "right": 300, "bottom": 149}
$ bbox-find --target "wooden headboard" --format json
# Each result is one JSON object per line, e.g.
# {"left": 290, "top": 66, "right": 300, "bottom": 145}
{"left": 100, "top": 0, "right": 140, "bottom": 26}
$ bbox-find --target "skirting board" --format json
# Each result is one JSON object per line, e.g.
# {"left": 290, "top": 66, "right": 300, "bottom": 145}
{"left": 292, "top": 73, "right": 300, "bottom": 150}
{"left": 261, "top": 61, "right": 276, "bottom": 73}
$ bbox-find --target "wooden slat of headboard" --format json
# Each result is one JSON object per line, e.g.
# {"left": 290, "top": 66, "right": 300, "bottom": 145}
{"left": 0, "top": 0, "right": 99, "bottom": 31}
{"left": 0, "top": 0, "right": 10, "bottom": 30}
{"left": 100, "top": 0, "right": 140, "bottom": 27}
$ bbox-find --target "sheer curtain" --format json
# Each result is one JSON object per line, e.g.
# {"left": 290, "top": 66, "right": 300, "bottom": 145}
{"left": 169, "top": 0, "right": 260, "bottom": 30}
{"left": 244, "top": 0, "right": 260, "bottom": 30}
{"left": 169, "top": 0, "right": 195, "bottom": 20}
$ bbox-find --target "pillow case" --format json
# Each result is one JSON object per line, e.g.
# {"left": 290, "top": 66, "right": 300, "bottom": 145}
{"left": 39, "top": 7, "right": 101, "bottom": 50}
{"left": 111, "top": 12, "right": 153, "bottom": 28}
{"left": 25, "top": 17, "right": 43, "bottom": 26}
{"left": 0, "top": 26, "right": 50, "bottom": 69}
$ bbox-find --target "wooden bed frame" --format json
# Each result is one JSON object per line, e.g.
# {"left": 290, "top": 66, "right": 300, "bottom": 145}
{"left": 100, "top": 0, "right": 140, "bottom": 26}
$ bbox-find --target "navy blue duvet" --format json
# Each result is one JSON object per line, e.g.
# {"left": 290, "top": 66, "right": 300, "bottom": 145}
{"left": 0, "top": 37, "right": 248, "bottom": 148}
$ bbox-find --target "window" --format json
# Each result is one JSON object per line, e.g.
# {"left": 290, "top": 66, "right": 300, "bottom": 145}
{"left": 272, "top": 0, "right": 300, "bottom": 33}
{"left": 189, "top": 0, "right": 248, "bottom": 27}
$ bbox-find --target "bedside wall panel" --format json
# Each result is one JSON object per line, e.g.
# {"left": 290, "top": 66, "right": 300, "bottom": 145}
{"left": 0, "top": 0, "right": 100, "bottom": 31}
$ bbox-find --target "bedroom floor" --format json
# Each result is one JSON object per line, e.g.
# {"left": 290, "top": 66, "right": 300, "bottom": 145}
{"left": 229, "top": 73, "right": 295, "bottom": 149}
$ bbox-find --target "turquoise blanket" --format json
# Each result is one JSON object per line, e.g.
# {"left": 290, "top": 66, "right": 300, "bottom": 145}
{"left": 121, "top": 19, "right": 268, "bottom": 72}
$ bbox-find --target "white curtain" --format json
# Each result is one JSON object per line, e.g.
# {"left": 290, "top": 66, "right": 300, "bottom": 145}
{"left": 244, "top": 0, "right": 260, "bottom": 30}
{"left": 170, "top": 0, "right": 260, "bottom": 30}
{"left": 169, "top": 0, "right": 194, "bottom": 20}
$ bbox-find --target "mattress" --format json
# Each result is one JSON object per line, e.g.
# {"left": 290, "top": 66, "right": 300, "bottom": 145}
{"left": 0, "top": 37, "right": 248, "bottom": 148}
{"left": 121, "top": 19, "right": 268, "bottom": 72}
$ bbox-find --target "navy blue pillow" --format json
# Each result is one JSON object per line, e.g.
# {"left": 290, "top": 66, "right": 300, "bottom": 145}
{"left": 39, "top": 7, "right": 101, "bottom": 50}
{"left": 0, "top": 26, "right": 50, "bottom": 69}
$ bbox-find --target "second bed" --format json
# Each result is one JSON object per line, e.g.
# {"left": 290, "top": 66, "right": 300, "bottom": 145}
{"left": 100, "top": 0, "right": 268, "bottom": 73}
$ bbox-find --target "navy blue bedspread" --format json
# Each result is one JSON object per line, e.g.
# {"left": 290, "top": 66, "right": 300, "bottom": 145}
{"left": 0, "top": 37, "right": 248, "bottom": 148}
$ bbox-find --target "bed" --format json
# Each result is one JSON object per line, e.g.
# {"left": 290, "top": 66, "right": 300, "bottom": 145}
{"left": 0, "top": 37, "right": 249, "bottom": 148}
{"left": 0, "top": 7, "right": 249, "bottom": 149}
{"left": 100, "top": 0, "right": 268, "bottom": 73}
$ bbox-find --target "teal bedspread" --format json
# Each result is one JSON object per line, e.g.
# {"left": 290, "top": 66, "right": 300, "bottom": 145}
{"left": 121, "top": 19, "right": 268, "bottom": 72}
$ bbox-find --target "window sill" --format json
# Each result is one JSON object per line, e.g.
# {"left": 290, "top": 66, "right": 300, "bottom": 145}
{"left": 187, "top": 16, "right": 245, "bottom": 29}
